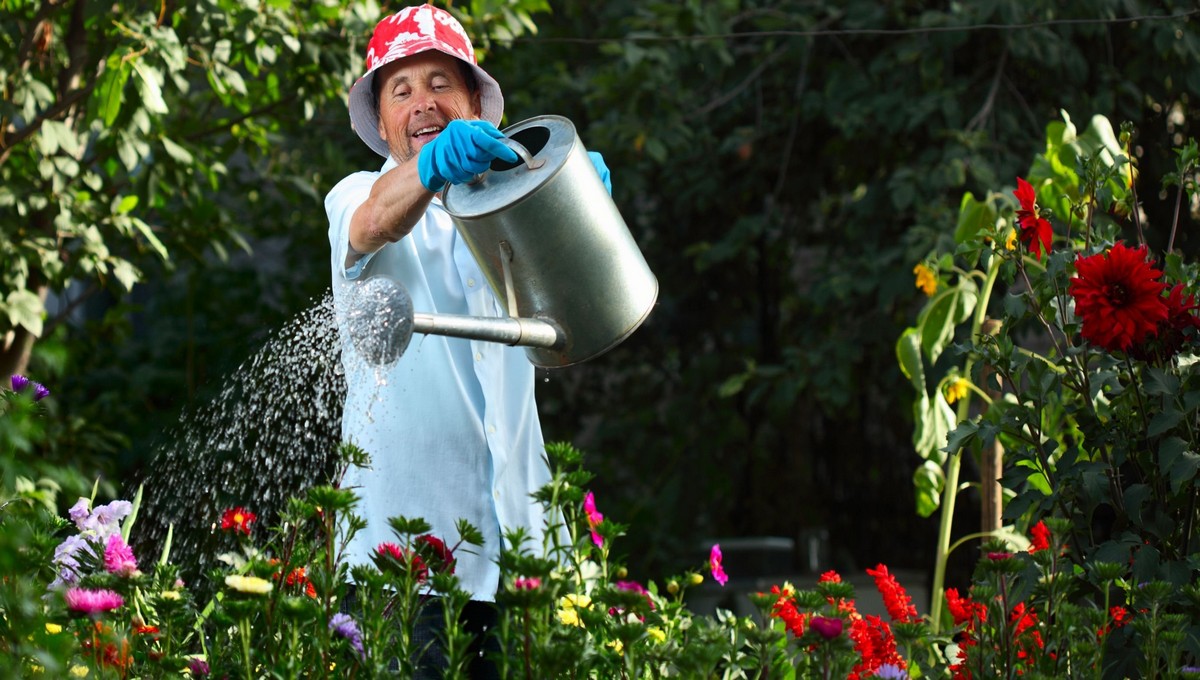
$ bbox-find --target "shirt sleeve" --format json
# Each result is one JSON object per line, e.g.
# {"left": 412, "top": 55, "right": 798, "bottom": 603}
{"left": 325, "top": 171, "right": 380, "bottom": 281}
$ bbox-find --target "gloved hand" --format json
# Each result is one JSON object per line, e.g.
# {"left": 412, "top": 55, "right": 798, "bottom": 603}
{"left": 417, "top": 119, "right": 519, "bottom": 192}
{"left": 588, "top": 151, "right": 612, "bottom": 195}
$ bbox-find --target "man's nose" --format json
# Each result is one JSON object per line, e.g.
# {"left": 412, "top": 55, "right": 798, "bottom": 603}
{"left": 411, "top": 88, "right": 437, "bottom": 113}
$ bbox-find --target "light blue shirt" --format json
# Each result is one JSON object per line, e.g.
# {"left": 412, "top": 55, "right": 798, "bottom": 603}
{"left": 326, "top": 157, "right": 550, "bottom": 601}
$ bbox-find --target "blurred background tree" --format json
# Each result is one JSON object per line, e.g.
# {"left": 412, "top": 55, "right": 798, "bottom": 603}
{"left": 4, "top": 0, "right": 1198, "bottom": 593}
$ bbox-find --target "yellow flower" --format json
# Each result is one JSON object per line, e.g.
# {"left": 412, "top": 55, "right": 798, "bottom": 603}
{"left": 666, "top": 580, "right": 679, "bottom": 595}
{"left": 557, "top": 593, "right": 591, "bottom": 627}
{"left": 607, "top": 639, "right": 624, "bottom": 655}
{"left": 45, "top": 623, "right": 62, "bottom": 635}
{"left": 913, "top": 263, "right": 938, "bottom": 297}
{"left": 945, "top": 378, "right": 970, "bottom": 404}
{"left": 161, "top": 590, "right": 181, "bottom": 601}
{"left": 647, "top": 626, "right": 666, "bottom": 644}
{"left": 1005, "top": 228, "right": 1018, "bottom": 251}
{"left": 69, "top": 666, "right": 89, "bottom": 677}
{"left": 689, "top": 573, "right": 704, "bottom": 586}
{"left": 225, "top": 574, "right": 273, "bottom": 595}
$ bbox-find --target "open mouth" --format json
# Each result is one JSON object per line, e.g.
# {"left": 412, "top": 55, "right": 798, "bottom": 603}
{"left": 411, "top": 125, "right": 443, "bottom": 141}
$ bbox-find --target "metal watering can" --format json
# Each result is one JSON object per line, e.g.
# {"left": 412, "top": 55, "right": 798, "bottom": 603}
{"left": 347, "top": 115, "right": 658, "bottom": 369}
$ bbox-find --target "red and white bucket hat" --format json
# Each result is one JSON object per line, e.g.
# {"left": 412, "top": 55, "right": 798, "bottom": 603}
{"left": 348, "top": 4, "right": 504, "bottom": 158}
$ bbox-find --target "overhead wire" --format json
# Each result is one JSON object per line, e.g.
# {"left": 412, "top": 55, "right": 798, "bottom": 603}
{"left": 514, "top": 9, "right": 1199, "bottom": 44}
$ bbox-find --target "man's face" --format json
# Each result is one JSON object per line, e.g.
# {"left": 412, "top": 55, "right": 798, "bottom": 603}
{"left": 375, "top": 51, "right": 482, "bottom": 164}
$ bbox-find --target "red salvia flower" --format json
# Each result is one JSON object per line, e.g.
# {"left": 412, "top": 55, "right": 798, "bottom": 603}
{"left": 220, "top": 507, "right": 256, "bottom": 535}
{"left": 1098, "top": 605, "right": 1131, "bottom": 639}
{"left": 768, "top": 585, "right": 807, "bottom": 637}
{"left": 818, "top": 570, "right": 842, "bottom": 584}
{"left": 1028, "top": 520, "right": 1050, "bottom": 553}
{"left": 1069, "top": 242, "right": 1169, "bottom": 352}
{"left": 848, "top": 614, "right": 905, "bottom": 680}
{"left": 1010, "top": 602, "right": 1045, "bottom": 666}
{"left": 1013, "top": 177, "right": 1053, "bottom": 260}
{"left": 866, "top": 564, "right": 918, "bottom": 623}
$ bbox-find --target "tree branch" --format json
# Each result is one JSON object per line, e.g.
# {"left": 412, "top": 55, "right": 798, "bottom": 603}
{"left": 965, "top": 46, "right": 1008, "bottom": 133}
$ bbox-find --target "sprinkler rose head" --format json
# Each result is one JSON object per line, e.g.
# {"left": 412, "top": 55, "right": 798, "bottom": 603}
{"left": 342, "top": 275, "right": 414, "bottom": 366}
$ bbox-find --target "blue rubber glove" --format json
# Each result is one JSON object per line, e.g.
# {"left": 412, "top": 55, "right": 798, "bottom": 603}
{"left": 588, "top": 151, "right": 612, "bottom": 195}
{"left": 417, "top": 119, "right": 519, "bottom": 192}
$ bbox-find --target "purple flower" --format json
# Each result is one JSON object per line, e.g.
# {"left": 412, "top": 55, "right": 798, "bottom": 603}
{"left": 64, "top": 587, "right": 124, "bottom": 615}
{"left": 329, "top": 612, "right": 365, "bottom": 658}
{"left": 68, "top": 498, "right": 91, "bottom": 526}
{"left": 50, "top": 534, "right": 93, "bottom": 589}
{"left": 80, "top": 500, "right": 133, "bottom": 539}
{"left": 187, "top": 658, "right": 210, "bottom": 676}
{"left": 10, "top": 374, "right": 29, "bottom": 392}
{"left": 875, "top": 663, "right": 910, "bottom": 679}
{"left": 32, "top": 382, "right": 49, "bottom": 401}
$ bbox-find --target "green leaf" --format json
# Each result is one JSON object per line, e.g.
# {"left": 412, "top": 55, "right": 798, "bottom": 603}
{"left": 110, "top": 259, "right": 140, "bottom": 291}
{"left": 1159, "top": 437, "right": 1200, "bottom": 495}
{"left": 895, "top": 327, "right": 924, "bottom": 391}
{"left": 913, "top": 460, "right": 944, "bottom": 518}
{"left": 160, "top": 136, "right": 194, "bottom": 164}
{"left": 115, "top": 195, "right": 138, "bottom": 214}
{"left": 131, "top": 217, "right": 169, "bottom": 262}
{"left": 1144, "top": 367, "right": 1180, "bottom": 397}
{"left": 954, "top": 192, "right": 995, "bottom": 245}
{"left": 132, "top": 60, "right": 168, "bottom": 115}
{"left": 3, "top": 290, "right": 44, "bottom": 336}
{"left": 916, "top": 278, "right": 978, "bottom": 365}
{"left": 1147, "top": 406, "right": 1184, "bottom": 438}
{"left": 91, "top": 56, "right": 131, "bottom": 127}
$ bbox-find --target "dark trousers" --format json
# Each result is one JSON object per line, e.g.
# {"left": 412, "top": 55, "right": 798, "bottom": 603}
{"left": 343, "top": 586, "right": 501, "bottom": 679}
{"left": 412, "top": 598, "right": 500, "bottom": 680}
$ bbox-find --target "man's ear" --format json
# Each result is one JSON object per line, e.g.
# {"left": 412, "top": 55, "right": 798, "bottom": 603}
{"left": 471, "top": 90, "right": 482, "bottom": 119}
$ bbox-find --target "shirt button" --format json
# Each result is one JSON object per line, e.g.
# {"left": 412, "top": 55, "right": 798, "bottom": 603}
{"left": 467, "top": 278, "right": 476, "bottom": 287}
{"left": 487, "top": 425, "right": 496, "bottom": 434}
{"left": 493, "top": 490, "right": 501, "bottom": 500}
{"left": 474, "top": 352, "right": 483, "bottom": 362}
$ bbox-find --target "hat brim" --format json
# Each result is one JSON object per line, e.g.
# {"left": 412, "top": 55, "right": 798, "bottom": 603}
{"left": 348, "top": 47, "right": 504, "bottom": 159}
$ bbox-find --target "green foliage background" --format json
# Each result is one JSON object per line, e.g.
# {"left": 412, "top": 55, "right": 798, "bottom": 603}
{"left": 5, "top": 0, "right": 1199, "bottom": 587}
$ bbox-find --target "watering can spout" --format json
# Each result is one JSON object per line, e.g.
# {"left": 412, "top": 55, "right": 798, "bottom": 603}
{"left": 411, "top": 312, "right": 563, "bottom": 350}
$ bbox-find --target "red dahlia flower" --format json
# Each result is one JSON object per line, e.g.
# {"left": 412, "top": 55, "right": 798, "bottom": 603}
{"left": 1069, "top": 242, "right": 1169, "bottom": 352}
{"left": 1013, "top": 177, "right": 1053, "bottom": 260}
{"left": 1133, "top": 283, "right": 1200, "bottom": 362}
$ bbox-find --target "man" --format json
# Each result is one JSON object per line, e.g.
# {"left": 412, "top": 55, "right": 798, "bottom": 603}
{"left": 325, "top": 4, "right": 609, "bottom": 676}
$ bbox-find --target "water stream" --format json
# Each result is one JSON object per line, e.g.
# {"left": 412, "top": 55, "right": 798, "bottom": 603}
{"left": 129, "top": 291, "right": 347, "bottom": 586}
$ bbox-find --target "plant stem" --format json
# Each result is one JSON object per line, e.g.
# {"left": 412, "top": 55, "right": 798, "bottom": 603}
{"left": 930, "top": 253, "right": 1002, "bottom": 632}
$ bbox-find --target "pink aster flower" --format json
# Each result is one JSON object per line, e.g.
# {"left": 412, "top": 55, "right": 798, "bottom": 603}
{"left": 64, "top": 587, "right": 124, "bottom": 615}
{"left": 104, "top": 533, "right": 139, "bottom": 577}
{"left": 513, "top": 576, "right": 542, "bottom": 590}
{"left": 810, "top": 615, "right": 844, "bottom": 639}
{"left": 583, "top": 491, "right": 604, "bottom": 547}
{"left": 709, "top": 544, "right": 729, "bottom": 586}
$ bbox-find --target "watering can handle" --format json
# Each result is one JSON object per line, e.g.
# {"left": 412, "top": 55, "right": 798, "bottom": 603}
{"left": 499, "top": 137, "right": 546, "bottom": 170}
